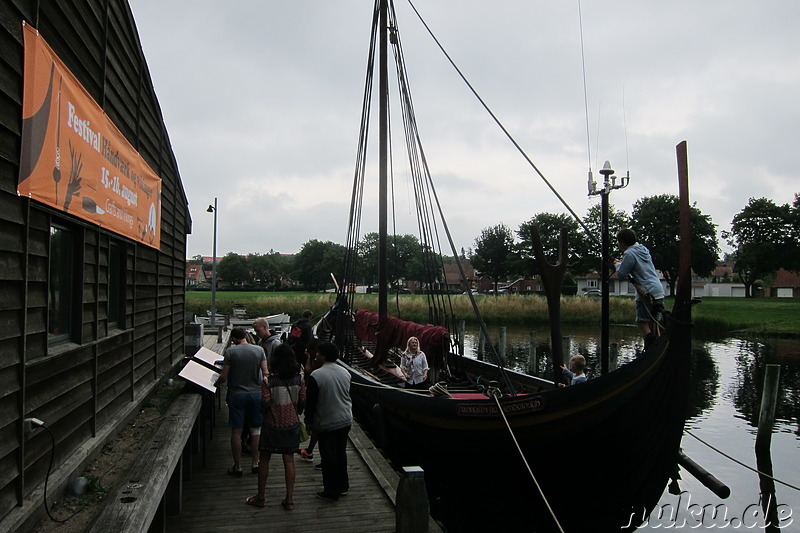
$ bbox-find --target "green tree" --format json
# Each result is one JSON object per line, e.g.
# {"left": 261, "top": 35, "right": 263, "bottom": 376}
{"left": 217, "top": 252, "right": 249, "bottom": 287}
{"left": 580, "top": 203, "right": 631, "bottom": 275}
{"left": 292, "top": 240, "right": 346, "bottom": 291}
{"left": 356, "top": 233, "right": 429, "bottom": 288}
{"left": 273, "top": 253, "right": 295, "bottom": 286}
{"left": 631, "top": 194, "right": 719, "bottom": 296}
{"left": 516, "top": 213, "right": 582, "bottom": 276}
{"left": 356, "top": 233, "right": 380, "bottom": 287}
{"left": 789, "top": 194, "right": 800, "bottom": 271}
{"left": 248, "top": 252, "right": 282, "bottom": 289}
{"left": 470, "top": 224, "right": 515, "bottom": 294}
{"left": 722, "top": 197, "right": 793, "bottom": 297}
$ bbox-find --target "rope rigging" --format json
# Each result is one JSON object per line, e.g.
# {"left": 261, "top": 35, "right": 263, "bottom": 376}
{"left": 685, "top": 429, "right": 800, "bottom": 493}
{"left": 405, "top": 0, "right": 598, "bottom": 244}
{"left": 338, "top": 0, "right": 519, "bottom": 393}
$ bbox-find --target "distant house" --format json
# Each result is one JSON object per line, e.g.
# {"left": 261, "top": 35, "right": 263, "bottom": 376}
{"left": 691, "top": 261, "right": 747, "bottom": 297}
{"left": 473, "top": 276, "right": 541, "bottom": 294}
{"left": 403, "top": 258, "right": 478, "bottom": 293}
{"left": 185, "top": 263, "right": 208, "bottom": 287}
{"left": 442, "top": 259, "right": 477, "bottom": 292}
{"left": 773, "top": 269, "right": 800, "bottom": 298}
{"left": 575, "top": 272, "right": 669, "bottom": 298}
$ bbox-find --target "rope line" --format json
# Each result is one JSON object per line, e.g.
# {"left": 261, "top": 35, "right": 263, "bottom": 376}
{"left": 405, "top": 0, "right": 596, "bottom": 243}
{"left": 488, "top": 387, "right": 565, "bottom": 533}
{"left": 685, "top": 429, "right": 800, "bottom": 493}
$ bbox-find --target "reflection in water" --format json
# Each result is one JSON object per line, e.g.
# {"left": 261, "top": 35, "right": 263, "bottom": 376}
{"left": 462, "top": 327, "right": 800, "bottom": 531}
{"left": 687, "top": 345, "right": 719, "bottom": 419}
{"left": 732, "top": 338, "right": 800, "bottom": 433}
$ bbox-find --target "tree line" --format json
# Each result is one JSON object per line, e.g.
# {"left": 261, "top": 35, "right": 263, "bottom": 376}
{"left": 197, "top": 194, "right": 799, "bottom": 298}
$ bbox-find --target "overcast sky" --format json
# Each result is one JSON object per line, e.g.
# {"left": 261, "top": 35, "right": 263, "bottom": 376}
{"left": 128, "top": 1, "right": 799, "bottom": 260}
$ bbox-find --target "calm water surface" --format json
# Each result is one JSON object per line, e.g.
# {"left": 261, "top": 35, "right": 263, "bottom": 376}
{"left": 462, "top": 326, "right": 800, "bottom": 531}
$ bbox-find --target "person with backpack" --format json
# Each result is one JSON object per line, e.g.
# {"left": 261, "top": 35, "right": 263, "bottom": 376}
{"left": 253, "top": 317, "right": 281, "bottom": 368}
{"left": 287, "top": 310, "right": 313, "bottom": 362}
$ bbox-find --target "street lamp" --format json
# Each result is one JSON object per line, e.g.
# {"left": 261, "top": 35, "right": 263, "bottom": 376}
{"left": 206, "top": 199, "right": 218, "bottom": 327}
{"left": 589, "top": 161, "right": 629, "bottom": 374}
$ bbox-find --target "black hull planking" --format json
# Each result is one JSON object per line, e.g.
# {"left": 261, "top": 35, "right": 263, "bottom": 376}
{"left": 339, "top": 305, "right": 690, "bottom": 532}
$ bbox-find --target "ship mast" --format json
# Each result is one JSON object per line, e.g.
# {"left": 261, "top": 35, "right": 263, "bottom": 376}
{"left": 378, "top": 0, "right": 388, "bottom": 322}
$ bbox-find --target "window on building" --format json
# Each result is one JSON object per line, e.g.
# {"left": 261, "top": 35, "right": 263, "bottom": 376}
{"left": 48, "top": 225, "right": 74, "bottom": 343}
{"left": 108, "top": 242, "right": 125, "bottom": 329}
{"left": 588, "top": 279, "right": 598, "bottom": 288}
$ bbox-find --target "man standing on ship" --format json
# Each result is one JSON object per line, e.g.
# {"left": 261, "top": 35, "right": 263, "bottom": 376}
{"left": 614, "top": 228, "right": 665, "bottom": 348}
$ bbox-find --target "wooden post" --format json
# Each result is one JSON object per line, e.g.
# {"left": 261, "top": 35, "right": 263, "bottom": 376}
{"left": 561, "top": 336, "right": 570, "bottom": 361}
{"left": 528, "top": 332, "right": 537, "bottom": 375}
{"left": 610, "top": 343, "right": 619, "bottom": 372}
{"left": 499, "top": 327, "right": 507, "bottom": 365}
{"left": 756, "top": 364, "right": 781, "bottom": 453}
{"left": 477, "top": 329, "right": 485, "bottom": 361}
{"left": 756, "top": 364, "right": 781, "bottom": 533}
{"left": 458, "top": 320, "right": 465, "bottom": 356}
{"left": 396, "top": 466, "right": 429, "bottom": 533}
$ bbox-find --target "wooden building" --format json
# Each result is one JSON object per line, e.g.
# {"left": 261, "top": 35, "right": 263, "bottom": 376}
{"left": 0, "top": 1, "right": 190, "bottom": 529}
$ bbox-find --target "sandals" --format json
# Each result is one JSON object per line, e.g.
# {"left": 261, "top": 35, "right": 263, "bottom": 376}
{"left": 227, "top": 465, "right": 243, "bottom": 478}
{"left": 281, "top": 499, "right": 294, "bottom": 510}
{"left": 245, "top": 495, "right": 265, "bottom": 508}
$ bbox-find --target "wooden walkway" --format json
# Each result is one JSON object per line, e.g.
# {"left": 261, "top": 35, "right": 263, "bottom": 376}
{"left": 169, "top": 334, "right": 441, "bottom": 532}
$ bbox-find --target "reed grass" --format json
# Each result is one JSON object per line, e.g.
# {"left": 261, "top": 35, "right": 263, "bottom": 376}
{"left": 185, "top": 291, "right": 628, "bottom": 326}
{"left": 185, "top": 291, "right": 800, "bottom": 337}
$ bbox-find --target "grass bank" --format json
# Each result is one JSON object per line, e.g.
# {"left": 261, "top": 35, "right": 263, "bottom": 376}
{"left": 184, "top": 291, "right": 800, "bottom": 338}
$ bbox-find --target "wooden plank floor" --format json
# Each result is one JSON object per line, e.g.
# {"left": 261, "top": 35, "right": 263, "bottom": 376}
{"left": 167, "top": 334, "right": 405, "bottom": 532}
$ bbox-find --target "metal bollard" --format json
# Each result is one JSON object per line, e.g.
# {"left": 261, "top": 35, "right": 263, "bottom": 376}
{"left": 396, "top": 466, "right": 429, "bottom": 533}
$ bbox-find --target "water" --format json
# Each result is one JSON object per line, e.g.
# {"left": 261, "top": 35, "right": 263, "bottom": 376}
{"left": 461, "top": 326, "right": 800, "bottom": 531}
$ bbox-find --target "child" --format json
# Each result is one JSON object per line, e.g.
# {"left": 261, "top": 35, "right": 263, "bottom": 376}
{"left": 561, "top": 354, "right": 587, "bottom": 386}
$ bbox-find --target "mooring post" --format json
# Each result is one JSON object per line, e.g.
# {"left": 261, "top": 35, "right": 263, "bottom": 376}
{"left": 610, "top": 342, "right": 619, "bottom": 371}
{"left": 499, "top": 327, "right": 507, "bottom": 364}
{"left": 561, "top": 336, "right": 570, "bottom": 361}
{"left": 756, "top": 364, "right": 781, "bottom": 453}
{"left": 755, "top": 365, "right": 781, "bottom": 533}
{"left": 528, "top": 331, "right": 537, "bottom": 375}
{"left": 477, "top": 328, "right": 485, "bottom": 361}
{"left": 458, "top": 320, "right": 465, "bottom": 355}
{"left": 396, "top": 466, "right": 429, "bottom": 533}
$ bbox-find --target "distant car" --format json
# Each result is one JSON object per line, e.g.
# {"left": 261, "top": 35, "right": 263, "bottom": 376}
{"left": 396, "top": 288, "right": 413, "bottom": 294}
{"left": 487, "top": 288, "right": 509, "bottom": 294}
{"left": 585, "top": 289, "right": 601, "bottom": 297}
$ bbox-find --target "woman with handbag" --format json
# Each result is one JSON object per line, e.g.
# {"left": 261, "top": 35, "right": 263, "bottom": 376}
{"left": 246, "top": 343, "right": 306, "bottom": 510}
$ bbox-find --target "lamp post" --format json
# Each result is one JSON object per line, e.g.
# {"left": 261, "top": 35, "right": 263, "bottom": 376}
{"left": 588, "top": 161, "right": 629, "bottom": 374}
{"left": 206, "top": 199, "right": 218, "bottom": 327}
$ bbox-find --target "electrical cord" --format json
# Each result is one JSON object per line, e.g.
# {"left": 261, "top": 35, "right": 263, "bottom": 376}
{"left": 38, "top": 423, "right": 86, "bottom": 523}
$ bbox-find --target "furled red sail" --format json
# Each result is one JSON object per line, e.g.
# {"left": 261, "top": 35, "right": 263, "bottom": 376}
{"left": 354, "top": 309, "right": 450, "bottom": 367}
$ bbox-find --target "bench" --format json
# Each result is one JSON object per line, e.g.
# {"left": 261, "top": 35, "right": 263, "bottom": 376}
{"left": 89, "top": 391, "right": 203, "bottom": 533}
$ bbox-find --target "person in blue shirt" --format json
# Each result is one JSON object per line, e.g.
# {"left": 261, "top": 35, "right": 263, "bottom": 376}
{"left": 560, "top": 354, "right": 588, "bottom": 386}
{"left": 614, "top": 228, "right": 665, "bottom": 347}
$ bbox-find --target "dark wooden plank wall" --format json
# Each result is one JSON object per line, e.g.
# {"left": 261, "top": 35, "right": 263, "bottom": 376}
{"left": 0, "top": 0, "right": 191, "bottom": 524}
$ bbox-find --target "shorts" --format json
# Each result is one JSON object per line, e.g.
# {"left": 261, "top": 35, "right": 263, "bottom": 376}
{"left": 636, "top": 297, "right": 663, "bottom": 323}
{"left": 228, "top": 392, "right": 263, "bottom": 429}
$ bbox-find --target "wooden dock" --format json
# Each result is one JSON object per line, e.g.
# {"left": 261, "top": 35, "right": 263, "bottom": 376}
{"left": 169, "top": 334, "right": 442, "bottom": 532}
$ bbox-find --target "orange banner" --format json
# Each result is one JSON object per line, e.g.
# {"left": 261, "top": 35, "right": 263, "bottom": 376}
{"left": 18, "top": 22, "right": 161, "bottom": 249}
